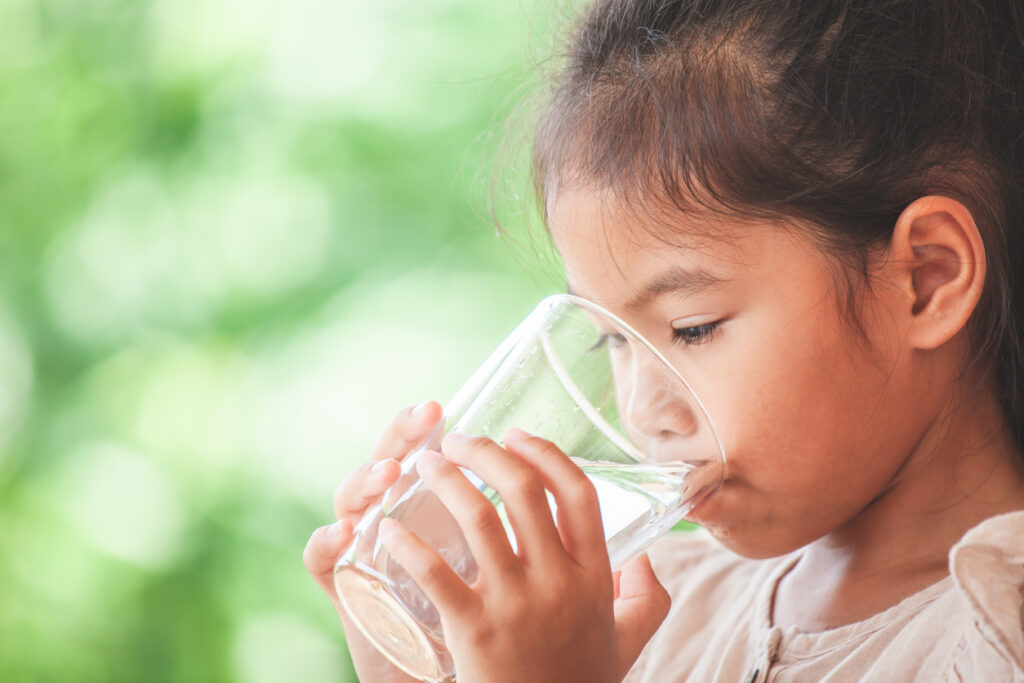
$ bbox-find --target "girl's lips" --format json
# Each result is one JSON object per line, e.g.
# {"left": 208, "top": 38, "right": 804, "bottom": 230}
{"left": 684, "top": 503, "right": 732, "bottom": 540}
{"left": 683, "top": 490, "right": 714, "bottom": 525}
{"left": 683, "top": 479, "right": 729, "bottom": 529}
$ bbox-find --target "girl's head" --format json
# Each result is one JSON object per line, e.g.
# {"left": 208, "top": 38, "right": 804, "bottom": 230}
{"left": 531, "top": 1, "right": 1024, "bottom": 556}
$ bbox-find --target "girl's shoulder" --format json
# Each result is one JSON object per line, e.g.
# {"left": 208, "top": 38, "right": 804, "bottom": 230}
{"left": 949, "top": 509, "right": 1024, "bottom": 678}
{"left": 630, "top": 512, "right": 1024, "bottom": 682}
{"left": 851, "top": 509, "right": 1024, "bottom": 681}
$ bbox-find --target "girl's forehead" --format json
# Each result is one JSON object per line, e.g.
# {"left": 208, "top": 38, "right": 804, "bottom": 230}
{"left": 548, "top": 188, "right": 831, "bottom": 307}
{"left": 550, "top": 189, "right": 767, "bottom": 273}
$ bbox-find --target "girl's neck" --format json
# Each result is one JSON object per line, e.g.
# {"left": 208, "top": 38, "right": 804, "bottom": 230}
{"left": 773, "top": 384, "right": 1024, "bottom": 633}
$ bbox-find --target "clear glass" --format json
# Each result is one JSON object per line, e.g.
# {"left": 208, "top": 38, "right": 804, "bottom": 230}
{"left": 333, "top": 294, "right": 725, "bottom": 682}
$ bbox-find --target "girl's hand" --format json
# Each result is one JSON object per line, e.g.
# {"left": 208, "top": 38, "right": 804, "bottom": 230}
{"left": 303, "top": 401, "right": 443, "bottom": 683}
{"left": 380, "top": 429, "right": 671, "bottom": 683}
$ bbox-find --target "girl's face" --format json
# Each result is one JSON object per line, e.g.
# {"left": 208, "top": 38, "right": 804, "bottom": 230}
{"left": 549, "top": 190, "right": 931, "bottom": 559}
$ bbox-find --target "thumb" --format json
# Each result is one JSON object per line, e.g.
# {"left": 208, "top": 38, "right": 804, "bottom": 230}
{"left": 613, "top": 552, "right": 670, "bottom": 679}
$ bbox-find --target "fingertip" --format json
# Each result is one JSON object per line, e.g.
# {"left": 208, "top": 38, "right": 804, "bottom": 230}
{"left": 503, "top": 430, "right": 541, "bottom": 460}
{"left": 503, "top": 426, "right": 532, "bottom": 443}
{"left": 410, "top": 400, "right": 442, "bottom": 423}
{"left": 503, "top": 432, "right": 575, "bottom": 476}
{"left": 439, "top": 432, "right": 501, "bottom": 465}
{"left": 361, "top": 459, "right": 401, "bottom": 496}
{"left": 439, "top": 431, "right": 471, "bottom": 459}
{"left": 613, "top": 552, "right": 671, "bottom": 680}
{"left": 378, "top": 517, "right": 401, "bottom": 545}
{"left": 315, "top": 519, "right": 353, "bottom": 553}
{"left": 369, "top": 457, "right": 401, "bottom": 479}
{"left": 619, "top": 552, "right": 669, "bottom": 609}
{"left": 303, "top": 520, "right": 352, "bottom": 573}
{"left": 326, "top": 518, "right": 353, "bottom": 539}
{"left": 623, "top": 552, "right": 657, "bottom": 581}
{"left": 441, "top": 430, "right": 465, "bottom": 447}
{"left": 398, "top": 401, "right": 443, "bottom": 444}
{"left": 415, "top": 449, "right": 445, "bottom": 476}
{"left": 502, "top": 429, "right": 554, "bottom": 457}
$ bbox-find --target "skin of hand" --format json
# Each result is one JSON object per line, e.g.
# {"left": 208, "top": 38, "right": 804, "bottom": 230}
{"left": 378, "top": 428, "right": 671, "bottom": 683}
{"left": 302, "top": 401, "right": 444, "bottom": 683}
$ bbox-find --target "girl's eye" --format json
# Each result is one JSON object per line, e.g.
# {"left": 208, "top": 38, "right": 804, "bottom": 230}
{"left": 670, "top": 321, "right": 721, "bottom": 347}
{"left": 589, "top": 332, "right": 628, "bottom": 352}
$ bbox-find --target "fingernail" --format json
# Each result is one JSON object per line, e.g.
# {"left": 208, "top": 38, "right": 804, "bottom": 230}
{"left": 371, "top": 459, "right": 393, "bottom": 474}
{"left": 327, "top": 520, "right": 348, "bottom": 538}
{"left": 417, "top": 450, "right": 443, "bottom": 473}
{"left": 379, "top": 517, "right": 399, "bottom": 540}
{"left": 411, "top": 401, "right": 430, "bottom": 417}
{"left": 504, "top": 427, "right": 531, "bottom": 442}
{"left": 444, "top": 432, "right": 466, "bottom": 444}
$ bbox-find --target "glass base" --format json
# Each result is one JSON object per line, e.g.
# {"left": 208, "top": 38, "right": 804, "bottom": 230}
{"left": 334, "top": 564, "right": 454, "bottom": 683}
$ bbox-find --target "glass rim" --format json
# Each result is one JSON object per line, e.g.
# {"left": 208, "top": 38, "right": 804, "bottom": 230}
{"left": 540, "top": 293, "right": 727, "bottom": 468}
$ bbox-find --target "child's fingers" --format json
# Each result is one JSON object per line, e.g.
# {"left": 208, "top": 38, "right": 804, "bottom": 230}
{"left": 612, "top": 552, "right": 671, "bottom": 680}
{"left": 302, "top": 519, "right": 354, "bottom": 597}
{"left": 369, "top": 401, "right": 443, "bottom": 462}
{"left": 332, "top": 458, "right": 402, "bottom": 521}
{"left": 414, "top": 450, "right": 521, "bottom": 575}
{"left": 502, "top": 429, "right": 608, "bottom": 565}
{"left": 438, "top": 434, "right": 564, "bottom": 563}
{"left": 378, "top": 517, "right": 477, "bottom": 618}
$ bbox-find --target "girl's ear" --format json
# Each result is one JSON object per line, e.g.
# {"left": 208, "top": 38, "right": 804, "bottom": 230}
{"left": 887, "top": 196, "right": 986, "bottom": 350}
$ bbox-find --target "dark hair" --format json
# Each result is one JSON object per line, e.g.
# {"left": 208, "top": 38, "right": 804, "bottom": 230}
{"left": 531, "top": 0, "right": 1024, "bottom": 457}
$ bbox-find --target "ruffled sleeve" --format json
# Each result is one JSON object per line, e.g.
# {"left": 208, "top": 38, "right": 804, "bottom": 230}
{"left": 949, "top": 510, "right": 1024, "bottom": 678}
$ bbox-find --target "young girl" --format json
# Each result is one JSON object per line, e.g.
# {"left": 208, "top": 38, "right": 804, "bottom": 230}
{"left": 305, "top": 1, "right": 1024, "bottom": 680}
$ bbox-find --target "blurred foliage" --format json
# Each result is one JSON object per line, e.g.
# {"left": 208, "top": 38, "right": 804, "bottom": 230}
{"left": 0, "top": 0, "right": 563, "bottom": 681}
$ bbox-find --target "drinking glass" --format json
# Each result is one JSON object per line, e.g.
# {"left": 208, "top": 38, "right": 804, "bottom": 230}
{"left": 334, "top": 294, "right": 725, "bottom": 682}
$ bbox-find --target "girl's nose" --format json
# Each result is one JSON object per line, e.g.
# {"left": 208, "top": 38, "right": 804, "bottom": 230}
{"left": 624, "top": 358, "right": 700, "bottom": 440}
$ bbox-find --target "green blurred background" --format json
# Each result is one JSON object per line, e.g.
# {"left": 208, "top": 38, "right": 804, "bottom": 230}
{"left": 0, "top": 1, "right": 564, "bottom": 680}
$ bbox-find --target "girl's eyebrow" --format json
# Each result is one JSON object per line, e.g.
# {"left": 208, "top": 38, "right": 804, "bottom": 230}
{"left": 567, "top": 266, "right": 728, "bottom": 311}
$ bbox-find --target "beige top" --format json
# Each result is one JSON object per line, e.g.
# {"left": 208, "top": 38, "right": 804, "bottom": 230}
{"left": 624, "top": 511, "right": 1024, "bottom": 683}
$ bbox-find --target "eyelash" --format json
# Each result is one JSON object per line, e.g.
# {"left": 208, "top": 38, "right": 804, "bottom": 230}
{"left": 589, "top": 334, "right": 625, "bottom": 352}
{"left": 670, "top": 321, "right": 721, "bottom": 347}
{"left": 589, "top": 320, "right": 722, "bottom": 352}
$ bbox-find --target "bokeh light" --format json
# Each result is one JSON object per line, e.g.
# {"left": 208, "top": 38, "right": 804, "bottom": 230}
{"left": 0, "top": 0, "right": 562, "bottom": 680}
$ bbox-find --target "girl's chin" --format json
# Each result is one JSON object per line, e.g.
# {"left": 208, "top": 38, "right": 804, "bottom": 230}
{"left": 700, "top": 520, "right": 817, "bottom": 559}
{"left": 683, "top": 485, "right": 808, "bottom": 559}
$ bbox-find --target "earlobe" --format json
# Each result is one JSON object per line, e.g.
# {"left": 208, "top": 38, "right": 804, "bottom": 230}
{"left": 890, "top": 196, "right": 986, "bottom": 350}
